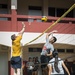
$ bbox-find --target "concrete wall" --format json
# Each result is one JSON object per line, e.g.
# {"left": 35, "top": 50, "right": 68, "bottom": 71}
{"left": 0, "top": 0, "right": 8, "bottom": 4}
{"left": 17, "top": 0, "right": 75, "bottom": 15}
{"left": 48, "top": 0, "right": 74, "bottom": 8}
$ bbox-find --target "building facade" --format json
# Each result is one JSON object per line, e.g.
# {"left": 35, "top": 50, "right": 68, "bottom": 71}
{"left": 0, "top": 0, "right": 75, "bottom": 75}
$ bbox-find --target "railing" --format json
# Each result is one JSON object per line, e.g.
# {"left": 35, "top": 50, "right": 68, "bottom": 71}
{"left": 0, "top": 13, "right": 75, "bottom": 32}
{"left": 0, "top": 14, "right": 11, "bottom": 21}
{"left": 17, "top": 15, "right": 75, "bottom": 23}
{"left": 0, "top": 14, "right": 75, "bottom": 23}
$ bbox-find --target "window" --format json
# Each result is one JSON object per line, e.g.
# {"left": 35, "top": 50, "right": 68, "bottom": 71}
{"left": 57, "top": 49, "right": 65, "bottom": 52}
{"left": 48, "top": 7, "right": 74, "bottom": 18}
{"left": 57, "top": 8, "right": 65, "bottom": 17}
{"left": 0, "top": 4, "right": 8, "bottom": 20}
{"left": 28, "top": 6, "right": 42, "bottom": 16}
{"left": 29, "top": 48, "right": 42, "bottom": 52}
{"left": 0, "top": 4, "right": 8, "bottom": 9}
{"left": 48, "top": 7, "right": 55, "bottom": 16}
{"left": 28, "top": 6, "right": 42, "bottom": 22}
{"left": 66, "top": 49, "right": 74, "bottom": 53}
{"left": 65, "top": 9, "right": 73, "bottom": 18}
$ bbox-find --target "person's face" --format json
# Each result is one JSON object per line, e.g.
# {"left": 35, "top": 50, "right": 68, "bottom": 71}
{"left": 30, "top": 58, "right": 33, "bottom": 62}
{"left": 11, "top": 34, "right": 17, "bottom": 41}
{"left": 14, "top": 35, "right": 17, "bottom": 40}
{"left": 49, "top": 37, "right": 54, "bottom": 43}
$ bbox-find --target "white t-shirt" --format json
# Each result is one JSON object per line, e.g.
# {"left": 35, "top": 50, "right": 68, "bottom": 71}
{"left": 48, "top": 58, "right": 64, "bottom": 75}
{"left": 41, "top": 37, "right": 54, "bottom": 55}
{"left": 26, "top": 62, "right": 34, "bottom": 70}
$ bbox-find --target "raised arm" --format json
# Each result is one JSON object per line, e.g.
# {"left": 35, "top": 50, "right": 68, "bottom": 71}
{"left": 46, "top": 30, "right": 58, "bottom": 39}
{"left": 18, "top": 22, "right": 25, "bottom": 36}
{"left": 62, "top": 62, "right": 70, "bottom": 75}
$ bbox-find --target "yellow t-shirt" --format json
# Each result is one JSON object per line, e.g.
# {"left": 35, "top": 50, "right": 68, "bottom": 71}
{"left": 12, "top": 35, "right": 22, "bottom": 57}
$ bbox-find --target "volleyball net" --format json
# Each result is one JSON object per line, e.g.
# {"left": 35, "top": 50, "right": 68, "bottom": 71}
{"left": 24, "top": 3, "right": 75, "bottom": 46}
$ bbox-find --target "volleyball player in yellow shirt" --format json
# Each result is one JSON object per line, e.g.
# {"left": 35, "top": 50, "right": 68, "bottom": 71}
{"left": 11, "top": 22, "right": 25, "bottom": 75}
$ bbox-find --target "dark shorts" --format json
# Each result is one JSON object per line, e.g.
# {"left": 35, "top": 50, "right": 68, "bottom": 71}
{"left": 40, "top": 55, "right": 49, "bottom": 68}
{"left": 11, "top": 56, "right": 22, "bottom": 69}
{"left": 27, "top": 69, "right": 33, "bottom": 75}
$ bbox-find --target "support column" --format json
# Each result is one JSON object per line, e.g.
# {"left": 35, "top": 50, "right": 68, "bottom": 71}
{"left": 42, "top": 0, "right": 48, "bottom": 16}
{"left": 10, "top": 0, "right": 17, "bottom": 75}
{"left": 11, "top": 0, "right": 17, "bottom": 31}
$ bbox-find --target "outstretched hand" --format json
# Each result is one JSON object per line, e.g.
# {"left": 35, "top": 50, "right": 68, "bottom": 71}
{"left": 52, "top": 30, "right": 58, "bottom": 33}
{"left": 22, "top": 22, "right": 25, "bottom": 28}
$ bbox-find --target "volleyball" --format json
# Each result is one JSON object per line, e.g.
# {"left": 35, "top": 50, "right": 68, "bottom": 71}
{"left": 41, "top": 16, "right": 47, "bottom": 22}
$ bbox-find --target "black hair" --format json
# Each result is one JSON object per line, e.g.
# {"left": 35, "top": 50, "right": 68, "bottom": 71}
{"left": 53, "top": 50, "right": 60, "bottom": 73}
{"left": 29, "top": 57, "right": 32, "bottom": 59}
{"left": 11, "top": 34, "right": 16, "bottom": 41}
{"left": 53, "top": 36, "right": 57, "bottom": 43}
